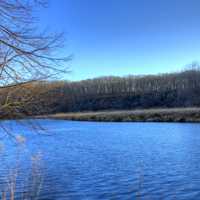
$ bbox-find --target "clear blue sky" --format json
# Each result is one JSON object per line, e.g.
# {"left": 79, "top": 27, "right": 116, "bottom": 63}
{"left": 39, "top": 0, "right": 200, "bottom": 80}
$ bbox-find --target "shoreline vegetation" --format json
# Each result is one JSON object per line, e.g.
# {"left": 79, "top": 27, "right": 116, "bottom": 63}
{"left": 37, "top": 108, "right": 200, "bottom": 123}
{"left": 2, "top": 68, "right": 200, "bottom": 121}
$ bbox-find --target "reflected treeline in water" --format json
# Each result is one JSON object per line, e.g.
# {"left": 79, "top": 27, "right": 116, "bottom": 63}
{"left": 1, "top": 66, "right": 200, "bottom": 118}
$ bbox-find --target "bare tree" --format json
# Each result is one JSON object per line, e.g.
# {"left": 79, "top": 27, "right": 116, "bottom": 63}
{"left": 0, "top": 2, "right": 70, "bottom": 199}
{"left": 0, "top": 0, "right": 70, "bottom": 118}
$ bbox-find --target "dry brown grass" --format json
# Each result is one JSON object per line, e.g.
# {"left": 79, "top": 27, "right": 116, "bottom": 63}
{"left": 0, "top": 153, "right": 43, "bottom": 200}
{"left": 38, "top": 107, "right": 200, "bottom": 122}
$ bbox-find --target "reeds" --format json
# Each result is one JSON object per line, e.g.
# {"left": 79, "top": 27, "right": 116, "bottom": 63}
{"left": 0, "top": 152, "right": 43, "bottom": 200}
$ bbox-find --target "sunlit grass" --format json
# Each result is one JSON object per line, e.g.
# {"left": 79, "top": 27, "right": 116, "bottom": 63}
{"left": 40, "top": 107, "right": 200, "bottom": 122}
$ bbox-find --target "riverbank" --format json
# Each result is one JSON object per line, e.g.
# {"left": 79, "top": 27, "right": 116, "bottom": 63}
{"left": 37, "top": 108, "right": 200, "bottom": 122}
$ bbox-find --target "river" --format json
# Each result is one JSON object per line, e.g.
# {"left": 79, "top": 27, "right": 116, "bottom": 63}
{"left": 0, "top": 120, "right": 200, "bottom": 200}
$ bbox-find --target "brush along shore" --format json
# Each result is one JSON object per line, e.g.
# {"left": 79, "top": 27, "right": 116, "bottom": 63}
{"left": 37, "top": 108, "right": 200, "bottom": 122}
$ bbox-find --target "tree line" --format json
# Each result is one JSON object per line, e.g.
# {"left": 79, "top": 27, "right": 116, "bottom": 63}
{"left": 1, "top": 67, "right": 200, "bottom": 118}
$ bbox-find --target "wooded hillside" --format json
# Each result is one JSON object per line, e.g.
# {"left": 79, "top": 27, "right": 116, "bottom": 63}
{"left": 1, "top": 68, "right": 200, "bottom": 118}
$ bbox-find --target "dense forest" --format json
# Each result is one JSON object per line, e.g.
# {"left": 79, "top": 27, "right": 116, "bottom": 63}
{"left": 1, "top": 68, "right": 200, "bottom": 118}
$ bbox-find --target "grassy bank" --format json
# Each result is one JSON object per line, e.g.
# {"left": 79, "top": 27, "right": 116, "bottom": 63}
{"left": 38, "top": 108, "right": 200, "bottom": 122}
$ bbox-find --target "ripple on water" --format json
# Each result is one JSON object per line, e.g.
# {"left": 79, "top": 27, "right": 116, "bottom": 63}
{"left": 1, "top": 120, "right": 200, "bottom": 199}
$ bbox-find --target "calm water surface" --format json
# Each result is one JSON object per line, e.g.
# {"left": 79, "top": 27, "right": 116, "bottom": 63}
{"left": 0, "top": 120, "right": 200, "bottom": 200}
